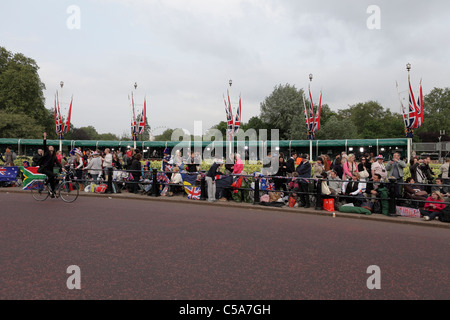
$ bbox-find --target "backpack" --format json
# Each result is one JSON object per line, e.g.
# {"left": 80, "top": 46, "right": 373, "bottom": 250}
{"left": 438, "top": 206, "right": 450, "bottom": 223}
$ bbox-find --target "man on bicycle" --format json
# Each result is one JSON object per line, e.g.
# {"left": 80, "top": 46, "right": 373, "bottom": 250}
{"left": 36, "top": 132, "right": 62, "bottom": 197}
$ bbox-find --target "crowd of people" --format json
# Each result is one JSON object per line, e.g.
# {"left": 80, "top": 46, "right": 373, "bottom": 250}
{"left": 2, "top": 138, "right": 450, "bottom": 221}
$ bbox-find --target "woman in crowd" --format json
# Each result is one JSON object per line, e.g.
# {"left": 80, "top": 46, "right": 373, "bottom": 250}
{"left": 332, "top": 156, "right": 344, "bottom": 179}
{"left": 273, "top": 152, "right": 287, "bottom": 191}
{"left": 313, "top": 156, "right": 325, "bottom": 178}
{"left": 1, "top": 148, "right": 15, "bottom": 166}
{"left": 342, "top": 172, "right": 366, "bottom": 206}
{"left": 371, "top": 155, "right": 387, "bottom": 181}
{"left": 403, "top": 177, "right": 427, "bottom": 208}
{"left": 357, "top": 156, "right": 370, "bottom": 181}
{"left": 420, "top": 191, "right": 446, "bottom": 221}
{"left": 343, "top": 153, "right": 358, "bottom": 180}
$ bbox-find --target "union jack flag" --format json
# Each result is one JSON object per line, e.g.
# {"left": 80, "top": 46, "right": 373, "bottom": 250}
{"left": 185, "top": 185, "right": 201, "bottom": 200}
{"left": 260, "top": 178, "right": 275, "bottom": 191}
{"left": 138, "top": 98, "right": 147, "bottom": 135}
{"left": 234, "top": 95, "right": 241, "bottom": 135}
{"left": 157, "top": 172, "right": 170, "bottom": 185}
{"left": 408, "top": 80, "right": 423, "bottom": 129}
{"left": 225, "top": 91, "right": 234, "bottom": 135}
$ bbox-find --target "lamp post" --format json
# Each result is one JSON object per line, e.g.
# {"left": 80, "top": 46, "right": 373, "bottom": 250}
{"left": 59, "top": 81, "right": 64, "bottom": 151}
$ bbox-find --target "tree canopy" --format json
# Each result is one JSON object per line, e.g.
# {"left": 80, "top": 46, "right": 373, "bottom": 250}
{"left": 0, "top": 47, "right": 53, "bottom": 138}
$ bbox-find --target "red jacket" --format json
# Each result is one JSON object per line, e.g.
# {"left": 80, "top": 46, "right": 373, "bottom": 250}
{"left": 424, "top": 197, "right": 445, "bottom": 212}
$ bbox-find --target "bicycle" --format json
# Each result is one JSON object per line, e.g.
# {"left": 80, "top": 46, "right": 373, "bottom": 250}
{"left": 30, "top": 169, "right": 80, "bottom": 203}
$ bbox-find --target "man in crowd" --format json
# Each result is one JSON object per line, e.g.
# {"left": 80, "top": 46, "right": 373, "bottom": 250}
{"left": 385, "top": 152, "right": 407, "bottom": 197}
{"left": 296, "top": 154, "right": 311, "bottom": 208}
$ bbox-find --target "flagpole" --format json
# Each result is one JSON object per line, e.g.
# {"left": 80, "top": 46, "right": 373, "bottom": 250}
{"left": 59, "top": 81, "right": 64, "bottom": 152}
{"left": 133, "top": 82, "right": 137, "bottom": 149}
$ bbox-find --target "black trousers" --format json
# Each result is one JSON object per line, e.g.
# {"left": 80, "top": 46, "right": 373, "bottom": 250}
{"left": 106, "top": 167, "right": 113, "bottom": 193}
{"left": 299, "top": 183, "right": 310, "bottom": 206}
{"left": 41, "top": 168, "right": 58, "bottom": 193}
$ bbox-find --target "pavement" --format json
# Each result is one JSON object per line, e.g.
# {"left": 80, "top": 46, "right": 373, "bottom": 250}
{"left": 1, "top": 186, "right": 449, "bottom": 229}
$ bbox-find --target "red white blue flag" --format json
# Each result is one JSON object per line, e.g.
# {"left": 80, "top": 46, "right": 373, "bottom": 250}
{"left": 185, "top": 185, "right": 201, "bottom": 200}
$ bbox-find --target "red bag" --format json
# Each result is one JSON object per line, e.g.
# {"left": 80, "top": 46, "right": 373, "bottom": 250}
{"left": 96, "top": 184, "right": 107, "bottom": 194}
{"left": 323, "top": 198, "right": 335, "bottom": 212}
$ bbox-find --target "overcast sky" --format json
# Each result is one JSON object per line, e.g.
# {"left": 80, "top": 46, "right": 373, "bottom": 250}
{"left": 1, "top": 0, "right": 449, "bottom": 137}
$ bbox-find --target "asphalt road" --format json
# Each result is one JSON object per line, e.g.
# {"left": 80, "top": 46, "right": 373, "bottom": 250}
{"left": 0, "top": 192, "right": 449, "bottom": 300}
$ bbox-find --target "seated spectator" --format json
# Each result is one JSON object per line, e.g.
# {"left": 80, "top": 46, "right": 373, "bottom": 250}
{"left": 420, "top": 191, "right": 446, "bottom": 221}
{"left": 313, "top": 157, "right": 325, "bottom": 178}
{"left": 342, "top": 172, "right": 366, "bottom": 206}
{"left": 403, "top": 177, "right": 427, "bottom": 208}
{"left": 168, "top": 167, "right": 183, "bottom": 197}
{"left": 327, "top": 170, "right": 342, "bottom": 196}
{"left": 432, "top": 177, "right": 450, "bottom": 202}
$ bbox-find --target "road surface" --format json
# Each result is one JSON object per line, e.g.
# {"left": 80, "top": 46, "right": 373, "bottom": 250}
{"left": 0, "top": 192, "right": 449, "bottom": 300}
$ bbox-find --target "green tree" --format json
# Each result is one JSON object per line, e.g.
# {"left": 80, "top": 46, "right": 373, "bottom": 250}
{"left": 415, "top": 87, "right": 450, "bottom": 139}
{"left": 0, "top": 111, "right": 45, "bottom": 138}
{"left": 0, "top": 47, "right": 53, "bottom": 137}
{"left": 337, "top": 101, "right": 404, "bottom": 139}
{"left": 315, "top": 115, "right": 358, "bottom": 140}
{"left": 260, "top": 84, "right": 306, "bottom": 140}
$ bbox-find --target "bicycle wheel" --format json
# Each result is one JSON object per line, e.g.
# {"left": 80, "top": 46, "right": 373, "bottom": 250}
{"left": 31, "top": 180, "right": 50, "bottom": 201}
{"left": 58, "top": 181, "right": 79, "bottom": 203}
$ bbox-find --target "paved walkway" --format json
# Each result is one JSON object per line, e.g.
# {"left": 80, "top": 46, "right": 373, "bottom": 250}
{"left": 1, "top": 187, "right": 449, "bottom": 229}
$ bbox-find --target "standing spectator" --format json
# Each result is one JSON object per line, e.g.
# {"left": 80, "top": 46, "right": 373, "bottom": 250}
{"left": 233, "top": 153, "right": 244, "bottom": 175}
{"left": 296, "top": 154, "right": 311, "bottom": 208}
{"left": 84, "top": 151, "right": 102, "bottom": 184}
{"left": 440, "top": 157, "right": 450, "bottom": 185}
{"left": 286, "top": 152, "right": 297, "bottom": 177}
{"left": 385, "top": 152, "right": 407, "bottom": 197}
{"left": 420, "top": 191, "right": 446, "bottom": 221}
{"left": 343, "top": 153, "right": 358, "bottom": 181}
{"left": 273, "top": 152, "right": 287, "bottom": 191}
{"left": 129, "top": 153, "right": 142, "bottom": 194}
{"left": 32, "top": 149, "right": 44, "bottom": 167}
{"left": 74, "top": 150, "right": 85, "bottom": 187}
{"left": 332, "top": 156, "right": 344, "bottom": 180}
{"left": 371, "top": 155, "right": 387, "bottom": 181}
{"left": 205, "top": 159, "right": 223, "bottom": 202}
{"left": 1, "top": 148, "right": 15, "bottom": 166}
{"left": 357, "top": 156, "right": 370, "bottom": 181}
{"left": 409, "top": 156, "right": 420, "bottom": 183}
{"left": 103, "top": 148, "right": 113, "bottom": 194}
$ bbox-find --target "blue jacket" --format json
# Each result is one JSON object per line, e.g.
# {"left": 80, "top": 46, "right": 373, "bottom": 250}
{"left": 296, "top": 161, "right": 311, "bottom": 184}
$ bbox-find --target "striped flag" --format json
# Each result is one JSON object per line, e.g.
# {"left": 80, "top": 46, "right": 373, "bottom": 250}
{"left": 63, "top": 96, "right": 73, "bottom": 134}
{"left": 234, "top": 94, "right": 241, "bottom": 135}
